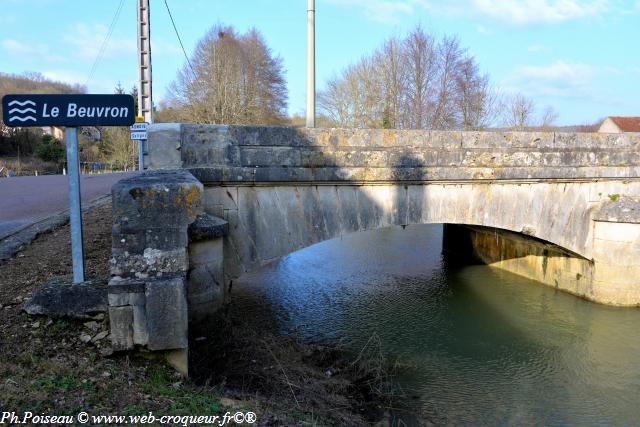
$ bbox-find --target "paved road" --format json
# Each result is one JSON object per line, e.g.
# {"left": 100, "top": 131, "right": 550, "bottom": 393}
{"left": 0, "top": 172, "right": 136, "bottom": 240}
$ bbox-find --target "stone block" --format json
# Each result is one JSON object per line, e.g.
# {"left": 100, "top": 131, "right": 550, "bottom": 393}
{"left": 594, "top": 221, "right": 640, "bottom": 243}
{"left": 24, "top": 279, "right": 107, "bottom": 319}
{"left": 240, "top": 147, "right": 301, "bottom": 167}
{"left": 147, "top": 124, "right": 182, "bottom": 170}
{"left": 203, "top": 187, "right": 238, "bottom": 212}
{"left": 132, "top": 304, "right": 149, "bottom": 345}
{"left": 109, "top": 306, "right": 134, "bottom": 351}
{"left": 144, "top": 228, "right": 189, "bottom": 251}
{"left": 108, "top": 291, "right": 145, "bottom": 307}
{"left": 110, "top": 247, "right": 188, "bottom": 279}
{"left": 188, "top": 214, "right": 229, "bottom": 243}
{"left": 111, "top": 170, "right": 203, "bottom": 229}
{"left": 189, "top": 238, "right": 224, "bottom": 267}
{"left": 189, "top": 167, "right": 223, "bottom": 183}
{"left": 145, "top": 277, "right": 188, "bottom": 350}
{"left": 594, "top": 197, "right": 640, "bottom": 224}
{"left": 187, "top": 264, "right": 225, "bottom": 322}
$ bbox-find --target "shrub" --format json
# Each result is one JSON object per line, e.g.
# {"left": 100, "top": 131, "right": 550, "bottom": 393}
{"left": 36, "top": 135, "right": 65, "bottom": 163}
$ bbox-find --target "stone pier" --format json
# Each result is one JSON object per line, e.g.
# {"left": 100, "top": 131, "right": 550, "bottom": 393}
{"left": 107, "top": 170, "right": 228, "bottom": 374}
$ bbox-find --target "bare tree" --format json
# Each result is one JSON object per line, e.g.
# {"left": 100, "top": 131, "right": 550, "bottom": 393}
{"left": 403, "top": 27, "right": 437, "bottom": 129}
{"left": 540, "top": 105, "right": 559, "bottom": 130}
{"left": 376, "top": 36, "right": 406, "bottom": 128}
{"left": 503, "top": 93, "right": 536, "bottom": 130}
{"left": 318, "top": 58, "right": 382, "bottom": 128}
{"left": 431, "top": 36, "right": 462, "bottom": 129}
{"left": 167, "top": 24, "right": 288, "bottom": 125}
{"left": 454, "top": 58, "right": 496, "bottom": 130}
{"left": 318, "top": 26, "right": 495, "bottom": 130}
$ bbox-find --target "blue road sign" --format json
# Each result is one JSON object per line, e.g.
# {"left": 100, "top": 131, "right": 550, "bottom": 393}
{"left": 2, "top": 94, "right": 135, "bottom": 127}
{"left": 2, "top": 93, "right": 136, "bottom": 284}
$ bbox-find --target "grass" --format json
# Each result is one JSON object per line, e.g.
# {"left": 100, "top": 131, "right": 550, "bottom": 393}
{"left": 141, "top": 366, "right": 223, "bottom": 415}
{"left": 36, "top": 373, "right": 77, "bottom": 391}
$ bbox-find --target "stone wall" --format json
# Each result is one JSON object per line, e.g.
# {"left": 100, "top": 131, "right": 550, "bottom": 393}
{"left": 148, "top": 125, "right": 640, "bottom": 183}
{"left": 591, "top": 198, "right": 640, "bottom": 305}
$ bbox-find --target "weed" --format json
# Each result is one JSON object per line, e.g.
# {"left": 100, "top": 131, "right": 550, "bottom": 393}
{"left": 36, "top": 373, "right": 76, "bottom": 391}
{"left": 142, "top": 366, "right": 222, "bottom": 414}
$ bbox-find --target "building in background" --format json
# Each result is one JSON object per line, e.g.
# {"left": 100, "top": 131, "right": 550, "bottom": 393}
{"left": 598, "top": 116, "right": 640, "bottom": 133}
{"left": 41, "top": 126, "right": 101, "bottom": 141}
{"left": 41, "top": 126, "right": 65, "bottom": 140}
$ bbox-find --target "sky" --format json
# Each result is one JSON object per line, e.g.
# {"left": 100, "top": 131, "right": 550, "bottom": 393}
{"left": 0, "top": 0, "right": 639, "bottom": 125}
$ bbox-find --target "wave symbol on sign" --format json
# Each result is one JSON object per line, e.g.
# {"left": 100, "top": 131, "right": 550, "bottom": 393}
{"left": 7, "top": 100, "right": 37, "bottom": 122}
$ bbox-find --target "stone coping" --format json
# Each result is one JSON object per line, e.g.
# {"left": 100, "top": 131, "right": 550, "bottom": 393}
{"left": 188, "top": 213, "right": 229, "bottom": 242}
{"left": 594, "top": 197, "right": 640, "bottom": 223}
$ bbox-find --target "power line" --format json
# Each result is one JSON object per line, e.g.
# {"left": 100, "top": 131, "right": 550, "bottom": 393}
{"left": 85, "top": 0, "right": 126, "bottom": 87}
{"left": 164, "top": 0, "right": 198, "bottom": 81}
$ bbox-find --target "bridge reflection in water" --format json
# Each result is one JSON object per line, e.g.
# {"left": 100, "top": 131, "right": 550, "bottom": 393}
{"left": 232, "top": 224, "right": 640, "bottom": 425}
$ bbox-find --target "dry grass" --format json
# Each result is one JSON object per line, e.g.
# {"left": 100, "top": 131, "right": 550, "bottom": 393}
{"left": 0, "top": 157, "right": 60, "bottom": 176}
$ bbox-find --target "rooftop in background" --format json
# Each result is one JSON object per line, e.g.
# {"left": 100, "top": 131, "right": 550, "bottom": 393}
{"left": 599, "top": 116, "right": 640, "bottom": 134}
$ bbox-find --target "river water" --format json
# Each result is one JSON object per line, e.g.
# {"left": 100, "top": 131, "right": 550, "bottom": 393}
{"left": 234, "top": 224, "right": 640, "bottom": 425}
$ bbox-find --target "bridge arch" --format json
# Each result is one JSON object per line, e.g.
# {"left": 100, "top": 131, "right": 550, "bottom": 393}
{"left": 216, "top": 181, "right": 594, "bottom": 281}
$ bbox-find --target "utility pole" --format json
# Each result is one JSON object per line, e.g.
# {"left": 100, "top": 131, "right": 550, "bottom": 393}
{"left": 306, "top": 0, "right": 315, "bottom": 128}
{"left": 137, "top": 0, "right": 153, "bottom": 124}
{"left": 137, "top": 0, "right": 152, "bottom": 171}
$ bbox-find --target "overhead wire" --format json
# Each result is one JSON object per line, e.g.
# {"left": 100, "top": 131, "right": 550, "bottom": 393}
{"left": 164, "top": 0, "right": 198, "bottom": 81}
{"left": 85, "top": 0, "right": 126, "bottom": 87}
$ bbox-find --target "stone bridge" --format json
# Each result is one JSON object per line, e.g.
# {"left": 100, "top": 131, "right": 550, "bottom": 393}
{"left": 108, "top": 125, "right": 640, "bottom": 373}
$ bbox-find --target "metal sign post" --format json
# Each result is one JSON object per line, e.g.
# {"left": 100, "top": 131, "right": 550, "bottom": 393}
{"left": 2, "top": 94, "right": 135, "bottom": 284}
{"left": 138, "top": 139, "right": 145, "bottom": 172}
{"left": 65, "top": 127, "right": 85, "bottom": 283}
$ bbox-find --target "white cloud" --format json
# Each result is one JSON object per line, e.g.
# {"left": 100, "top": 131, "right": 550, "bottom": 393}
{"left": 517, "top": 61, "right": 593, "bottom": 81}
{"left": 349, "top": 0, "right": 611, "bottom": 25}
{"left": 326, "top": 0, "right": 609, "bottom": 25}
{"left": 603, "top": 66, "right": 622, "bottom": 75}
{"left": 506, "top": 61, "right": 595, "bottom": 98}
{"left": 464, "top": 0, "right": 607, "bottom": 24}
{"left": 1, "top": 39, "right": 65, "bottom": 62}
{"left": 322, "top": 0, "right": 415, "bottom": 23}
{"left": 41, "top": 69, "right": 134, "bottom": 94}
{"left": 151, "top": 39, "right": 183, "bottom": 57}
{"left": 62, "top": 23, "right": 135, "bottom": 61}
{"left": 527, "top": 44, "right": 550, "bottom": 53}
{"left": 41, "top": 69, "right": 88, "bottom": 86}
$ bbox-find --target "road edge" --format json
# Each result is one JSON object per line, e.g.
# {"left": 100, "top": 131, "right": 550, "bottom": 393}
{"left": 0, "top": 195, "right": 111, "bottom": 264}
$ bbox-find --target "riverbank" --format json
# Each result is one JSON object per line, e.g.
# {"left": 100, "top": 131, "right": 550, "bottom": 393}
{"left": 0, "top": 203, "right": 399, "bottom": 426}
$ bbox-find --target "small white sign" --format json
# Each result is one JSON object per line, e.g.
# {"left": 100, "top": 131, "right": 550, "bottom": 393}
{"left": 130, "top": 122, "right": 148, "bottom": 131}
{"left": 130, "top": 131, "right": 147, "bottom": 140}
{"left": 130, "top": 122, "right": 148, "bottom": 140}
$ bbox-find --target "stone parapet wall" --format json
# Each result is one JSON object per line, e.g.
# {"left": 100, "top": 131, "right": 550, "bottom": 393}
{"left": 147, "top": 125, "right": 640, "bottom": 183}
